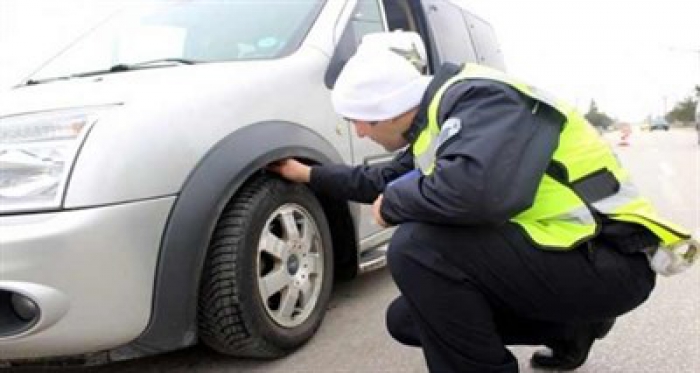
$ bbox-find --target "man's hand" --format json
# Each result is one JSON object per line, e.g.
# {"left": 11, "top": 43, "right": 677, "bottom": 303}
{"left": 267, "top": 158, "right": 311, "bottom": 183}
{"left": 372, "top": 194, "right": 390, "bottom": 227}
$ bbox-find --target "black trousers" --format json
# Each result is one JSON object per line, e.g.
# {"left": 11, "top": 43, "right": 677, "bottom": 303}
{"left": 385, "top": 222, "right": 656, "bottom": 373}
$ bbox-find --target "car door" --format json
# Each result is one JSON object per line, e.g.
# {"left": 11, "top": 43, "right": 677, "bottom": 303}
{"left": 420, "top": 0, "right": 505, "bottom": 69}
{"left": 325, "top": 0, "right": 395, "bottom": 247}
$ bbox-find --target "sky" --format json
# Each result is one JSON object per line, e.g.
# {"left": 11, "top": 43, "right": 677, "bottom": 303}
{"left": 467, "top": 0, "right": 700, "bottom": 122}
{"left": 0, "top": 0, "right": 698, "bottom": 123}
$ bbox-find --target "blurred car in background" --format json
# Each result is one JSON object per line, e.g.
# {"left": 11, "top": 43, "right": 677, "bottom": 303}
{"left": 649, "top": 116, "right": 670, "bottom": 131}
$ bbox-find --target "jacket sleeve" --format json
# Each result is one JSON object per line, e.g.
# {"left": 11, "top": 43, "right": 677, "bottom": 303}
{"left": 380, "top": 81, "right": 563, "bottom": 226}
{"left": 308, "top": 149, "right": 414, "bottom": 203}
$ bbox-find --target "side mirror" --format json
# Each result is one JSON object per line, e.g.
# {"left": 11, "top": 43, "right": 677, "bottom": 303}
{"left": 361, "top": 31, "right": 428, "bottom": 73}
{"left": 324, "top": 26, "right": 358, "bottom": 89}
{"left": 325, "top": 30, "right": 429, "bottom": 89}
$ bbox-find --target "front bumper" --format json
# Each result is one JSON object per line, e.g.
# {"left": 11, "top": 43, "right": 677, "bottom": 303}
{"left": 0, "top": 197, "right": 175, "bottom": 360}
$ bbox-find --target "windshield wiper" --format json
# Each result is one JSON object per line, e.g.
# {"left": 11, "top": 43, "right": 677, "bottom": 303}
{"left": 25, "top": 76, "right": 72, "bottom": 86}
{"left": 71, "top": 58, "right": 201, "bottom": 78}
{"left": 24, "top": 58, "right": 200, "bottom": 86}
{"left": 110, "top": 58, "right": 199, "bottom": 71}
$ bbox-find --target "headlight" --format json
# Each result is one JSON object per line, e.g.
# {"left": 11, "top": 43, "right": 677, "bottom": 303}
{"left": 0, "top": 109, "right": 99, "bottom": 213}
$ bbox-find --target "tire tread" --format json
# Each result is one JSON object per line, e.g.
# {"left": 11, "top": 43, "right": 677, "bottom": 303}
{"left": 198, "top": 177, "right": 285, "bottom": 358}
{"left": 198, "top": 175, "right": 332, "bottom": 358}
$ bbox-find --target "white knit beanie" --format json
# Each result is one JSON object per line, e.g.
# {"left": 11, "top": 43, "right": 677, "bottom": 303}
{"left": 331, "top": 47, "right": 431, "bottom": 122}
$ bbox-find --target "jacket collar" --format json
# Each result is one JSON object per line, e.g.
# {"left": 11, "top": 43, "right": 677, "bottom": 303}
{"left": 402, "top": 62, "right": 462, "bottom": 144}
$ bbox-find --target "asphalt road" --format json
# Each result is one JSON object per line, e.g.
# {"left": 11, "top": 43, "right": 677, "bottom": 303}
{"left": 8, "top": 127, "right": 700, "bottom": 373}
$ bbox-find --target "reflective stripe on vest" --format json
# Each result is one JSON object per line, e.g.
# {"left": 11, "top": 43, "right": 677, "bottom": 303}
{"left": 412, "top": 63, "right": 691, "bottom": 249}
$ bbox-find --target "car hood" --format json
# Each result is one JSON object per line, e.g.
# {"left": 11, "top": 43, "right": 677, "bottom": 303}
{"left": 0, "top": 57, "right": 308, "bottom": 117}
{"left": 0, "top": 47, "right": 336, "bottom": 208}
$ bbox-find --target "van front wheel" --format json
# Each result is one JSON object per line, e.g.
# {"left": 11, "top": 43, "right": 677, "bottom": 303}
{"left": 198, "top": 175, "right": 333, "bottom": 358}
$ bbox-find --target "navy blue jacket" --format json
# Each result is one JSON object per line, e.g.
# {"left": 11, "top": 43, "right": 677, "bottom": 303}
{"left": 309, "top": 63, "right": 564, "bottom": 226}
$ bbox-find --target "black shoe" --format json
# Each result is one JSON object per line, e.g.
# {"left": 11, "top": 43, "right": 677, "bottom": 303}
{"left": 530, "top": 319, "right": 615, "bottom": 371}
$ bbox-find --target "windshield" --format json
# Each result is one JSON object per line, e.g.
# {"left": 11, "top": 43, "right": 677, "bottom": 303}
{"left": 29, "top": 0, "right": 325, "bottom": 82}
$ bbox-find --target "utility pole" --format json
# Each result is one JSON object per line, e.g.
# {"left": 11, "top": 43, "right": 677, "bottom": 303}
{"left": 664, "top": 46, "right": 699, "bottom": 121}
{"left": 663, "top": 95, "right": 667, "bottom": 115}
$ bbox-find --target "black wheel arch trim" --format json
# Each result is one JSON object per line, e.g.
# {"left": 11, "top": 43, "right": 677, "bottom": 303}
{"left": 112, "top": 121, "right": 354, "bottom": 359}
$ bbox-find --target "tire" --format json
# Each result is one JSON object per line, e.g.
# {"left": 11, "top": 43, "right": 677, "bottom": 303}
{"left": 198, "top": 175, "right": 334, "bottom": 358}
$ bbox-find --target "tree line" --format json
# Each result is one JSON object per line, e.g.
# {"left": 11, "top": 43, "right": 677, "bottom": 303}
{"left": 584, "top": 100, "right": 614, "bottom": 129}
{"left": 584, "top": 85, "right": 699, "bottom": 128}
{"left": 664, "top": 85, "right": 699, "bottom": 124}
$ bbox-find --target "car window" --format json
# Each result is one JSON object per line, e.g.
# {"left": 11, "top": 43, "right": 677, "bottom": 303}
{"left": 421, "top": 0, "right": 478, "bottom": 66}
{"left": 30, "top": 0, "right": 325, "bottom": 81}
{"left": 350, "top": 0, "right": 386, "bottom": 44}
{"left": 324, "top": 0, "right": 386, "bottom": 88}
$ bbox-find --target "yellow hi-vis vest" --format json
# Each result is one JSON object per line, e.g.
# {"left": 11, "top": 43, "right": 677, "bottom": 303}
{"left": 412, "top": 63, "right": 691, "bottom": 250}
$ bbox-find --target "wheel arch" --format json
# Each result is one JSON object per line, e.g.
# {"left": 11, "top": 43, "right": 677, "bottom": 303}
{"left": 114, "top": 121, "right": 359, "bottom": 358}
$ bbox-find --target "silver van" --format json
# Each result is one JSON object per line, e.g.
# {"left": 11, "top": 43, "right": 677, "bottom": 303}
{"left": 0, "top": 0, "right": 504, "bottom": 365}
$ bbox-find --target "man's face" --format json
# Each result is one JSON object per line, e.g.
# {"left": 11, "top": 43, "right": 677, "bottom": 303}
{"left": 348, "top": 118, "right": 410, "bottom": 152}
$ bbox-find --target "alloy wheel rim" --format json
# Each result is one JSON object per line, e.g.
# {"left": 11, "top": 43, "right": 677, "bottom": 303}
{"left": 256, "top": 203, "right": 324, "bottom": 328}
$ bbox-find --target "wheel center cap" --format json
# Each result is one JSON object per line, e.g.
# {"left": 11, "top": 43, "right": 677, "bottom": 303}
{"left": 287, "top": 254, "right": 300, "bottom": 275}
